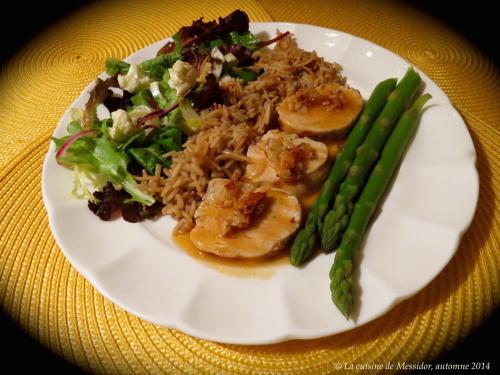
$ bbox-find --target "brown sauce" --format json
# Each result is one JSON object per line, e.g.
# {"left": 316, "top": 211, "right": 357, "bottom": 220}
{"left": 173, "top": 233, "right": 289, "bottom": 278}
{"left": 173, "top": 137, "right": 345, "bottom": 277}
{"left": 323, "top": 137, "right": 345, "bottom": 159}
{"left": 301, "top": 189, "right": 320, "bottom": 210}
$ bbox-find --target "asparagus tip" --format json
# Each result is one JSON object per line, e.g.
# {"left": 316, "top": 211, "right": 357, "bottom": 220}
{"left": 333, "top": 292, "right": 351, "bottom": 319}
{"left": 331, "top": 269, "right": 353, "bottom": 319}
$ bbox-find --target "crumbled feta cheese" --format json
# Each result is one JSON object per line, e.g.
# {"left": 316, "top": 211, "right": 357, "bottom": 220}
{"left": 109, "top": 109, "right": 134, "bottom": 142}
{"left": 128, "top": 105, "right": 152, "bottom": 124}
{"left": 109, "top": 105, "right": 155, "bottom": 142}
{"left": 210, "top": 47, "right": 225, "bottom": 62}
{"left": 224, "top": 53, "right": 238, "bottom": 67}
{"left": 212, "top": 61, "right": 223, "bottom": 79}
{"left": 168, "top": 60, "right": 198, "bottom": 96}
{"left": 117, "top": 64, "right": 151, "bottom": 94}
{"left": 149, "top": 81, "right": 162, "bottom": 99}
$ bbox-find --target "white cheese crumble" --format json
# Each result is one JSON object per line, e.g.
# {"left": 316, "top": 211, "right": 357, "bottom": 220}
{"left": 117, "top": 64, "right": 151, "bottom": 93}
{"left": 109, "top": 105, "right": 151, "bottom": 142}
{"left": 128, "top": 105, "right": 152, "bottom": 124}
{"left": 210, "top": 47, "right": 225, "bottom": 62}
{"left": 149, "top": 81, "right": 162, "bottom": 99}
{"left": 168, "top": 60, "right": 198, "bottom": 96}
{"left": 224, "top": 52, "right": 238, "bottom": 66}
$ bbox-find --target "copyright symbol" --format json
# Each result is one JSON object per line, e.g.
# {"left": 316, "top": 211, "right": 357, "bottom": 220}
{"left": 335, "top": 362, "right": 343, "bottom": 370}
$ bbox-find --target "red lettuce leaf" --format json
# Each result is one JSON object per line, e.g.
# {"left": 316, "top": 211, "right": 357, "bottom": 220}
{"left": 179, "top": 18, "right": 218, "bottom": 48}
{"left": 156, "top": 40, "right": 176, "bottom": 56}
{"left": 157, "top": 10, "right": 251, "bottom": 55}
{"left": 224, "top": 44, "right": 254, "bottom": 66}
{"left": 103, "top": 90, "right": 132, "bottom": 112}
{"left": 190, "top": 74, "right": 223, "bottom": 110}
{"left": 83, "top": 75, "right": 119, "bottom": 129}
{"left": 216, "top": 10, "right": 249, "bottom": 36}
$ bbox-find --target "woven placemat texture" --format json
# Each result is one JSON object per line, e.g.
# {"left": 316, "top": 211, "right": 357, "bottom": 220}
{"left": 0, "top": 0, "right": 498, "bottom": 373}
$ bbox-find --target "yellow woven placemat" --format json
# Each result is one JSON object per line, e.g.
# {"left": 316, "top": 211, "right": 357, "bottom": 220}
{"left": 1, "top": 0, "right": 498, "bottom": 373}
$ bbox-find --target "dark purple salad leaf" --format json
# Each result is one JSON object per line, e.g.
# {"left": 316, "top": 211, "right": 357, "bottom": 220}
{"left": 88, "top": 182, "right": 130, "bottom": 221}
{"left": 183, "top": 48, "right": 207, "bottom": 70}
{"left": 190, "top": 74, "right": 223, "bottom": 110}
{"left": 179, "top": 17, "right": 218, "bottom": 48}
{"left": 83, "top": 75, "right": 119, "bottom": 129}
{"left": 228, "top": 44, "right": 254, "bottom": 66}
{"left": 216, "top": 9, "right": 249, "bottom": 35}
{"left": 157, "top": 10, "right": 251, "bottom": 55}
{"left": 88, "top": 182, "right": 163, "bottom": 222}
{"left": 122, "top": 201, "right": 164, "bottom": 223}
{"left": 102, "top": 90, "right": 132, "bottom": 112}
{"left": 156, "top": 40, "right": 176, "bottom": 56}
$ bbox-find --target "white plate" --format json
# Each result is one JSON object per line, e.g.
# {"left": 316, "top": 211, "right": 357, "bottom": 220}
{"left": 42, "top": 23, "right": 479, "bottom": 345}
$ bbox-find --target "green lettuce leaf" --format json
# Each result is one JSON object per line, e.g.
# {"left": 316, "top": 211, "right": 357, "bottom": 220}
{"left": 56, "top": 133, "right": 154, "bottom": 205}
{"left": 228, "top": 31, "right": 260, "bottom": 50}
{"left": 131, "top": 90, "right": 155, "bottom": 108}
{"left": 128, "top": 144, "right": 171, "bottom": 175}
{"left": 140, "top": 34, "right": 182, "bottom": 80}
{"left": 105, "top": 58, "right": 130, "bottom": 76}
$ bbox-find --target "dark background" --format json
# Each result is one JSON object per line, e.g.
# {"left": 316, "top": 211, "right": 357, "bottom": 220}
{"left": 0, "top": 1, "right": 497, "bottom": 373}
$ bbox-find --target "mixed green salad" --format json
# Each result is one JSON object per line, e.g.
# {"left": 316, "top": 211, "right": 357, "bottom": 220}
{"left": 52, "top": 10, "right": 287, "bottom": 222}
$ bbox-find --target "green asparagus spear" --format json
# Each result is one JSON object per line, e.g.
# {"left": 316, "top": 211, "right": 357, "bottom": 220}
{"left": 289, "top": 79, "right": 397, "bottom": 266}
{"left": 321, "top": 68, "right": 422, "bottom": 253}
{"left": 330, "top": 93, "right": 431, "bottom": 318}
